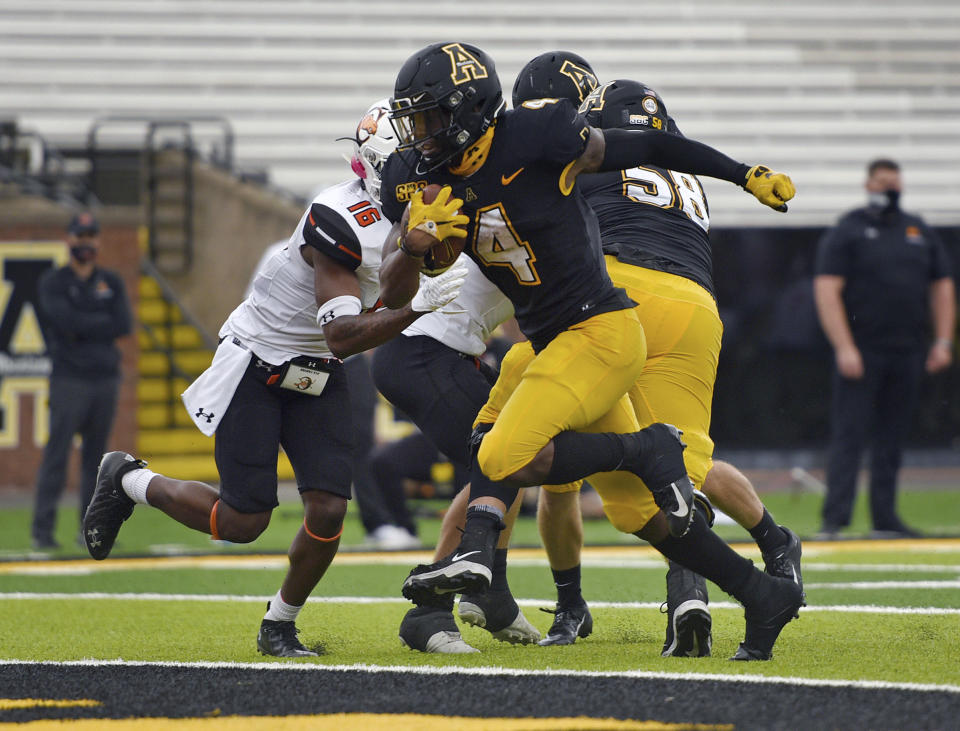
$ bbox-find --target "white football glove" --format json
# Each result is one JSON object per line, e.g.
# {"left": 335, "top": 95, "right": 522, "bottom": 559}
{"left": 410, "top": 260, "right": 468, "bottom": 313}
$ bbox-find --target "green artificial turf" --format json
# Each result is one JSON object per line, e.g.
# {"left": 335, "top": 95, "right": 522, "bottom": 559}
{"left": 2, "top": 487, "right": 959, "bottom": 560}
{"left": 3, "top": 597, "right": 958, "bottom": 686}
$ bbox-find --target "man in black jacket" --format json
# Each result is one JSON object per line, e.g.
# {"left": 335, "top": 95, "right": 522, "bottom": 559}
{"left": 31, "top": 213, "right": 131, "bottom": 549}
{"left": 814, "top": 159, "right": 955, "bottom": 538}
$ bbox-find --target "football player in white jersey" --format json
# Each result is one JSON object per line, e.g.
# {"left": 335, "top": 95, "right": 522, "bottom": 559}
{"left": 372, "top": 253, "right": 542, "bottom": 653}
{"left": 82, "top": 100, "right": 469, "bottom": 658}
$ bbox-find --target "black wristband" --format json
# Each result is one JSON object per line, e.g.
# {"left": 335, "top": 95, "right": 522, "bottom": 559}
{"left": 397, "top": 235, "right": 425, "bottom": 260}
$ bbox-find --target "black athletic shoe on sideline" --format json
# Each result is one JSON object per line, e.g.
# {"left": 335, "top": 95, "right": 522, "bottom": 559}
{"left": 399, "top": 604, "right": 478, "bottom": 654}
{"left": 731, "top": 572, "right": 804, "bottom": 661}
{"left": 762, "top": 525, "right": 804, "bottom": 593}
{"left": 661, "top": 561, "right": 712, "bottom": 658}
{"left": 620, "top": 424, "right": 695, "bottom": 537}
{"left": 538, "top": 600, "right": 593, "bottom": 646}
{"left": 401, "top": 510, "right": 503, "bottom": 604}
{"left": 83, "top": 451, "right": 147, "bottom": 560}
{"left": 257, "top": 618, "right": 318, "bottom": 657}
{"left": 458, "top": 589, "right": 541, "bottom": 645}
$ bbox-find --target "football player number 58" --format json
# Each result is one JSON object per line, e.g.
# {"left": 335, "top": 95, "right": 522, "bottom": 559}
{"left": 473, "top": 205, "right": 541, "bottom": 285}
{"left": 623, "top": 167, "right": 709, "bottom": 232}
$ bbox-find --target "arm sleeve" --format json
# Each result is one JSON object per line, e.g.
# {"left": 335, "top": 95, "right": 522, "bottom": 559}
{"left": 814, "top": 220, "right": 853, "bottom": 276}
{"left": 600, "top": 127, "right": 750, "bottom": 183}
{"left": 302, "top": 202, "right": 363, "bottom": 271}
{"left": 37, "top": 270, "right": 117, "bottom": 340}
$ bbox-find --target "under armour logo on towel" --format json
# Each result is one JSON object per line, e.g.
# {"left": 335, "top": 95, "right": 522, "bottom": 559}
{"left": 195, "top": 408, "right": 215, "bottom": 423}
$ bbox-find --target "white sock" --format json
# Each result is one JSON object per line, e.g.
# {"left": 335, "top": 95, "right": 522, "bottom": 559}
{"left": 264, "top": 591, "right": 301, "bottom": 623}
{"left": 120, "top": 468, "right": 156, "bottom": 505}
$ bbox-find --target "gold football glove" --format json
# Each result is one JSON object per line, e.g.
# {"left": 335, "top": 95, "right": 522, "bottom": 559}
{"left": 743, "top": 165, "right": 795, "bottom": 212}
{"left": 407, "top": 185, "right": 470, "bottom": 241}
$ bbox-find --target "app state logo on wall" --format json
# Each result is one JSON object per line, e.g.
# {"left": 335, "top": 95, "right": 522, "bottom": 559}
{"left": 0, "top": 242, "right": 67, "bottom": 447}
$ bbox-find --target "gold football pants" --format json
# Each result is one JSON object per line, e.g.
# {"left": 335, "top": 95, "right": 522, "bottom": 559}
{"left": 474, "top": 307, "right": 662, "bottom": 532}
{"left": 477, "top": 258, "right": 722, "bottom": 534}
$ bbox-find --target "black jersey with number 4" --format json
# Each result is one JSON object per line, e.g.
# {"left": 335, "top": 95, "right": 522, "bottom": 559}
{"left": 381, "top": 99, "right": 634, "bottom": 352}
{"left": 579, "top": 158, "right": 715, "bottom": 297}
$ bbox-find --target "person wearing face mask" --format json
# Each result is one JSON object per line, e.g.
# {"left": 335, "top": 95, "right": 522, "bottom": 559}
{"left": 814, "top": 159, "right": 955, "bottom": 539}
{"left": 31, "top": 212, "right": 132, "bottom": 550}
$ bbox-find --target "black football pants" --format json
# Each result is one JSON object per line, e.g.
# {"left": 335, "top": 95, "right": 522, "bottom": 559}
{"left": 822, "top": 348, "right": 924, "bottom": 531}
{"left": 32, "top": 375, "right": 119, "bottom": 543}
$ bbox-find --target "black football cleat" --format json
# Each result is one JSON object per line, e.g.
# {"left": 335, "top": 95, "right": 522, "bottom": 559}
{"left": 83, "top": 451, "right": 146, "bottom": 560}
{"left": 538, "top": 600, "right": 593, "bottom": 646}
{"left": 762, "top": 525, "right": 804, "bottom": 594}
{"left": 661, "top": 561, "right": 712, "bottom": 658}
{"left": 620, "top": 423, "right": 696, "bottom": 537}
{"left": 402, "top": 554, "right": 492, "bottom": 605}
{"left": 731, "top": 572, "right": 804, "bottom": 661}
{"left": 257, "top": 618, "right": 318, "bottom": 658}
{"left": 458, "top": 589, "right": 541, "bottom": 645}
{"left": 401, "top": 509, "right": 502, "bottom": 604}
{"left": 399, "top": 604, "right": 478, "bottom": 654}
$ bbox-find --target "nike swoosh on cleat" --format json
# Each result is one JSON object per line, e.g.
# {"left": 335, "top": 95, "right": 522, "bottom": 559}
{"left": 501, "top": 168, "right": 524, "bottom": 185}
{"left": 451, "top": 550, "right": 482, "bottom": 562}
{"left": 669, "top": 482, "right": 689, "bottom": 517}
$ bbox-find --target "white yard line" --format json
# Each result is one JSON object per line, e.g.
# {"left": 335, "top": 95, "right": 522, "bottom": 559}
{"left": 805, "top": 580, "right": 960, "bottom": 589}
{"left": 4, "top": 592, "right": 960, "bottom": 614}
{"left": 1, "top": 658, "right": 958, "bottom": 695}
{"left": 6, "top": 552, "right": 960, "bottom": 575}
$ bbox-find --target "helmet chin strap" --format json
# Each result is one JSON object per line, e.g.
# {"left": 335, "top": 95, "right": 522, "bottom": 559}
{"left": 447, "top": 123, "right": 497, "bottom": 176}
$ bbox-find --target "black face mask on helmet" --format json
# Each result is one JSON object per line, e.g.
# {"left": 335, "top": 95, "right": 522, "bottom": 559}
{"left": 70, "top": 244, "right": 97, "bottom": 263}
{"left": 390, "top": 42, "right": 505, "bottom": 171}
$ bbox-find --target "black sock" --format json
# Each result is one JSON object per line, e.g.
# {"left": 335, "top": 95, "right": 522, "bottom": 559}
{"left": 468, "top": 449, "right": 520, "bottom": 506}
{"left": 551, "top": 564, "right": 583, "bottom": 607}
{"left": 458, "top": 506, "right": 504, "bottom": 568}
{"left": 749, "top": 509, "right": 787, "bottom": 554}
{"left": 490, "top": 548, "right": 509, "bottom": 592}
{"left": 651, "top": 509, "right": 756, "bottom": 603}
{"left": 546, "top": 431, "right": 639, "bottom": 484}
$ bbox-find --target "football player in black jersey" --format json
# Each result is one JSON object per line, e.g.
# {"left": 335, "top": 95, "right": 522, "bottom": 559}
{"left": 510, "top": 58, "right": 805, "bottom": 658}
{"left": 379, "top": 42, "right": 801, "bottom": 661}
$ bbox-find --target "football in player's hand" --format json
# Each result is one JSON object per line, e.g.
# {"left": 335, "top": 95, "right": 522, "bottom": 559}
{"left": 418, "top": 183, "right": 466, "bottom": 277}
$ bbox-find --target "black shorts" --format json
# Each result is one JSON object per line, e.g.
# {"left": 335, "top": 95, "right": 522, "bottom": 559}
{"left": 371, "top": 334, "right": 497, "bottom": 468}
{"left": 214, "top": 355, "right": 353, "bottom": 514}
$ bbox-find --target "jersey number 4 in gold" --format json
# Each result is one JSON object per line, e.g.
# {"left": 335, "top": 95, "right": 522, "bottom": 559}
{"left": 472, "top": 205, "right": 541, "bottom": 285}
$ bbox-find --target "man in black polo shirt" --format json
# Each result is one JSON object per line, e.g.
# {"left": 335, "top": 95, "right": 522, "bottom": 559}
{"left": 814, "top": 159, "right": 955, "bottom": 538}
{"left": 32, "top": 212, "right": 132, "bottom": 549}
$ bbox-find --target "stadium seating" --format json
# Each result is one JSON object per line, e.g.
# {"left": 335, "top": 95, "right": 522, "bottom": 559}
{"left": 1, "top": 0, "right": 959, "bottom": 226}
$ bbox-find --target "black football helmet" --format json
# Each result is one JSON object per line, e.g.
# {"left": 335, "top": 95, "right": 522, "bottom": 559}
{"left": 511, "top": 50, "right": 599, "bottom": 107}
{"left": 390, "top": 42, "right": 505, "bottom": 171}
{"left": 579, "top": 79, "right": 670, "bottom": 133}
